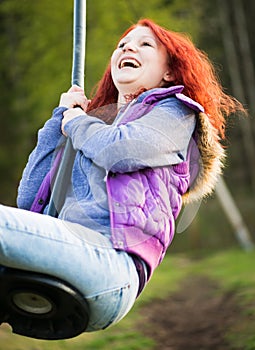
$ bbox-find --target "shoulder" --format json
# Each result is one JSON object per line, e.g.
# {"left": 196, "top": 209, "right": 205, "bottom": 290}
{"left": 151, "top": 97, "right": 197, "bottom": 128}
{"left": 139, "top": 86, "right": 204, "bottom": 114}
{"left": 156, "top": 96, "right": 194, "bottom": 115}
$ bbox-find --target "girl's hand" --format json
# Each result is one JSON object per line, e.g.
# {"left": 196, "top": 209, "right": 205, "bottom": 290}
{"left": 59, "top": 85, "right": 91, "bottom": 136}
{"left": 61, "top": 107, "right": 85, "bottom": 136}
{"left": 59, "top": 85, "right": 90, "bottom": 111}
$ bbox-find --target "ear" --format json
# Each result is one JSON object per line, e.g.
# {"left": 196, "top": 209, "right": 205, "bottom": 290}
{"left": 163, "top": 71, "right": 174, "bottom": 82}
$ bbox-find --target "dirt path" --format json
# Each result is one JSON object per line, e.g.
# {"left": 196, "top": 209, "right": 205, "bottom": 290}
{"left": 139, "top": 276, "right": 241, "bottom": 350}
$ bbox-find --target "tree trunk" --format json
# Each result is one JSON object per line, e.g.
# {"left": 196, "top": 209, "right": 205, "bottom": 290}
{"left": 218, "top": 0, "right": 255, "bottom": 192}
{"left": 215, "top": 176, "right": 254, "bottom": 251}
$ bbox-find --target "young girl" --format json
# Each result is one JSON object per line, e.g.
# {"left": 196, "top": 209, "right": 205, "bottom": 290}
{"left": 0, "top": 19, "right": 245, "bottom": 333}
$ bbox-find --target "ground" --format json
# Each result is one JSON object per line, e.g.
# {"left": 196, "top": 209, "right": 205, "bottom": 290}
{"left": 0, "top": 265, "right": 252, "bottom": 350}
{"left": 139, "top": 276, "right": 241, "bottom": 350}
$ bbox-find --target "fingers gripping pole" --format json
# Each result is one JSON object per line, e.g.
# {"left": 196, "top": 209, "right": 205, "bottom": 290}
{"left": 47, "top": 0, "right": 86, "bottom": 217}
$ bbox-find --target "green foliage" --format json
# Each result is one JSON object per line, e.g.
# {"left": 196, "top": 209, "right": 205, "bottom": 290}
{"left": 0, "top": 0, "right": 73, "bottom": 204}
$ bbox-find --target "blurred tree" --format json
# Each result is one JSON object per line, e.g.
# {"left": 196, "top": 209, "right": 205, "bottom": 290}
{"left": 218, "top": 0, "right": 255, "bottom": 192}
{"left": 0, "top": 0, "right": 73, "bottom": 204}
{"left": 198, "top": 0, "right": 255, "bottom": 194}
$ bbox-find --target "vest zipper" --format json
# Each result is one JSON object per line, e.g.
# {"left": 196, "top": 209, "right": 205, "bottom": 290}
{"left": 104, "top": 98, "right": 138, "bottom": 181}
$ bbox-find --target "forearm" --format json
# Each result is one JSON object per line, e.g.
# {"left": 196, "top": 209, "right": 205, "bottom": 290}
{"left": 63, "top": 103, "right": 196, "bottom": 173}
{"left": 17, "top": 107, "right": 66, "bottom": 209}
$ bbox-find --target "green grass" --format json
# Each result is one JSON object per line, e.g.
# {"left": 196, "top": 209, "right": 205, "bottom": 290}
{"left": 2, "top": 249, "right": 255, "bottom": 349}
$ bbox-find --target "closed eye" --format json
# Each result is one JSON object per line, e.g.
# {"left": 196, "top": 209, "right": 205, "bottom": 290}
{"left": 118, "top": 41, "right": 126, "bottom": 49}
{"left": 142, "top": 41, "right": 153, "bottom": 47}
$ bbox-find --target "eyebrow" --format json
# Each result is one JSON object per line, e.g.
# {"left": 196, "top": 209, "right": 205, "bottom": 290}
{"left": 121, "top": 35, "right": 157, "bottom": 43}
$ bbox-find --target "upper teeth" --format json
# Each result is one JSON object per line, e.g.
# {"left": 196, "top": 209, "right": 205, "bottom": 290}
{"left": 120, "top": 59, "right": 140, "bottom": 69}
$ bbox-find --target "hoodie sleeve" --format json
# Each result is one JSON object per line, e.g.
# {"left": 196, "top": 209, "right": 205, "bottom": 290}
{"left": 17, "top": 107, "right": 67, "bottom": 209}
{"left": 63, "top": 98, "right": 196, "bottom": 174}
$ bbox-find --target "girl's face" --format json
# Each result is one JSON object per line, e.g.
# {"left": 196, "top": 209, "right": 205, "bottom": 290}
{"left": 111, "top": 26, "right": 172, "bottom": 101}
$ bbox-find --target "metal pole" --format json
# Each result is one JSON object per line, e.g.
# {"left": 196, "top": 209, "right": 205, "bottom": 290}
{"left": 47, "top": 0, "right": 86, "bottom": 217}
{"left": 215, "top": 176, "right": 254, "bottom": 251}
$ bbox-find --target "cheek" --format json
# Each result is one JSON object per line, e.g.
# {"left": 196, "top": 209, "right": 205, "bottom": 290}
{"left": 111, "top": 50, "right": 118, "bottom": 67}
{"left": 154, "top": 58, "right": 169, "bottom": 80}
{"left": 110, "top": 56, "right": 117, "bottom": 78}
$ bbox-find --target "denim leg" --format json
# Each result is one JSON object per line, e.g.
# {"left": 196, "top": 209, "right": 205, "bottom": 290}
{"left": 0, "top": 205, "right": 139, "bottom": 331}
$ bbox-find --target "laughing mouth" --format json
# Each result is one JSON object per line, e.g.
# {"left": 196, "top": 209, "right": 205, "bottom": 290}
{"left": 119, "top": 58, "right": 141, "bottom": 69}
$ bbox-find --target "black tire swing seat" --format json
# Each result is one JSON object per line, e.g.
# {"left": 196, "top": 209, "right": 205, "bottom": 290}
{"left": 0, "top": 266, "right": 89, "bottom": 340}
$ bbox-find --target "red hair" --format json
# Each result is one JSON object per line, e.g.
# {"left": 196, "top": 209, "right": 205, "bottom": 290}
{"left": 88, "top": 18, "right": 245, "bottom": 138}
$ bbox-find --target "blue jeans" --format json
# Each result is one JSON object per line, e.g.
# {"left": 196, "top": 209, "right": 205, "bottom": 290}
{"left": 0, "top": 205, "right": 139, "bottom": 332}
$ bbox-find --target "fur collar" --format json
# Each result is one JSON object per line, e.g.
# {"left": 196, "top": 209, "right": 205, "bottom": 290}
{"left": 182, "top": 112, "right": 226, "bottom": 204}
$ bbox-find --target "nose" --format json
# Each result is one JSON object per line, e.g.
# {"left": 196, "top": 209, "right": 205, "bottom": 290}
{"left": 122, "top": 41, "right": 137, "bottom": 52}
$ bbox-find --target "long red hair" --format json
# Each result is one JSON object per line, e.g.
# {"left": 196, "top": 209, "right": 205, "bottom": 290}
{"left": 87, "top": 18, "right": 245, "bottom": 138}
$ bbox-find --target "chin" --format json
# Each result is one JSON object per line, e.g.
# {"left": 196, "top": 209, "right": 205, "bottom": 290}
{"left": 116, "top": 82, "right": 141, "bottom": 93}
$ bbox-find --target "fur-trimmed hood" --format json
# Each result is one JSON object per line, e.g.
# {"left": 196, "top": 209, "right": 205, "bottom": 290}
{"left": 183, "top": 111, "right": 226, "bottom": 204}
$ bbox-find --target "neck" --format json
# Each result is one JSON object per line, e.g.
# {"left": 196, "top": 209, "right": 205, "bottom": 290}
{"left": 117, "top": 93, "right": 134, "bottom": 110}
{"left": 117, "top": 87, "right": 147, "bottom": 109}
